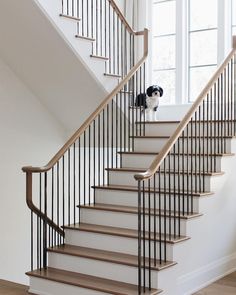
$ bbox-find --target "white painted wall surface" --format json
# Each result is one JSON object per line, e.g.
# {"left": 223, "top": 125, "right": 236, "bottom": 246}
{"left": 0, "top": 57, "right": 65, "bottom": 285}
{"left": 0, "top": 0, "right": 108, "bottom": 134}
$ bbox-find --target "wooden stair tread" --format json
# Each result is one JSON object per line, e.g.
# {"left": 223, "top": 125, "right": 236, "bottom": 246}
{"left": 75, "top": 35, "right": 95, "bottom": 41}
{"left": 63, "top": 223, "right": 190, "bottom": 244}
{"left": 59, "top": 14, "right": 81, "bottom": 21}
{"left": 135, "top": 121, "right": 180, "bottom": 124}
{"left": 106, "top": 167, "right": 224, "bottom": 176}
{"left": 118, "top": 151, "right": 235, "bottom": 157}
{"left": 80, "top": 203, "right": 202, "bottom": 220}
{"left": 48, "top": 245, "right": 176, "bottom": 271}
{"left": 130, "top": 135, "right": 234, "bottom": 139}
{"left": 135, "top": 119, "right": 236, "bottom": 124}
{"left": 93, "top": 184, "right": 213, "bottom": 197}
{"left": 104, "top": 73, "right": 122, "bottom": 78}
{"left": 27, "top": 267, "right": 161, "bottom": 295}
{"left": 91, "top": 54, "right": 109, "bottom": 60}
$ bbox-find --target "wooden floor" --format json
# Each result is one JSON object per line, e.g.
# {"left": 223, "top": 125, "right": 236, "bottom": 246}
{"left": 193, "top": 272, "right": 236, "bottom": 295}
{"left": 1, "top": 272, "right": 236, "bottom": 294}
{"left": 0, "top": 280, "right": 29, "bottom": 295}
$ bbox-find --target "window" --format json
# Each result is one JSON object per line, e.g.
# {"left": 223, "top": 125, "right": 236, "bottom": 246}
{"left": 151, "top": 0, "right": 236, "bottom": 104}
{"left": 188, "top": 0, "right": 218, "bottom": 101}
{"left": 152, "top": 0, "right": 176, "bottom": 104}
{"left": 233, "top": 0, "right": 236, "bottom": 34}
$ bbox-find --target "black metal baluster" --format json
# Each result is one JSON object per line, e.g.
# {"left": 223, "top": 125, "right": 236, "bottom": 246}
{"left": 148, "top": 179, "right": 151, "bottom": 290}
{"left": 142, "top": 181, "right": 146, "bottom": 292}
{"left": 138, "top": 180, "right": 142, "bottom": 295}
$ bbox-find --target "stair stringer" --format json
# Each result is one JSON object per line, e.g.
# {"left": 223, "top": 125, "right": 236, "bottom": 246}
{"left": 34, "top": 0, "right": 120, "bottom": 93}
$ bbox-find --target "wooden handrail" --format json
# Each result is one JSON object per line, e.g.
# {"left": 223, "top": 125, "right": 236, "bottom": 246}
{"left": 108, "top": 0, "right": 136, "bottom": 35}
{"left": 134, "top": 37, "right": 236, "bottom": 181}
{"left": 22, "top": 29, "right": 148, "bottom": 174}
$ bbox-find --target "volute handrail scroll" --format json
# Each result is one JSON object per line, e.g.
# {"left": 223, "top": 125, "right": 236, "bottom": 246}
{"left": 134, "top": 38, "right": 236, "bottom": 181}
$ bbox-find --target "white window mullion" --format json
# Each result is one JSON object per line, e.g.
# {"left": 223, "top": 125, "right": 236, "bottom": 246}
{"left": 218, "top": 0, "right": 232, "bottom": 64}
{"left": 175, "top": 0, "right": 188, "bottom": 104}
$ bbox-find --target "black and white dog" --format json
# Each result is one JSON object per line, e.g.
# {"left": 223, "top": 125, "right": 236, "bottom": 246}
{"left": 135, "top": 85, "right": 163, "bottom": 121}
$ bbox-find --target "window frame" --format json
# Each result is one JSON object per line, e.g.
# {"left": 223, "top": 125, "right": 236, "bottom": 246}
{"left": 149, "top": 0, "right": 235, "bottom": 105}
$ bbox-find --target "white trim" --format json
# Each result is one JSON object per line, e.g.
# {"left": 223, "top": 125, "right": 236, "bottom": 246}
{"left": 177, "top": 252, "right": 236, "bottom": 295}
{"left": 176, "top": 0, "right": 188, "bottom": 104}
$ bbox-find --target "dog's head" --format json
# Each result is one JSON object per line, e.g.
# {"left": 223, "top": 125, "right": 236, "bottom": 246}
{"left": 146, "top": 85, "right": 163, "bottom": 98}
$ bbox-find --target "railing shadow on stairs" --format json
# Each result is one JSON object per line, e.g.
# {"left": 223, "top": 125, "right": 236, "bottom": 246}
{"left": 22, "top": 0, "right": 149, "bottom": 292}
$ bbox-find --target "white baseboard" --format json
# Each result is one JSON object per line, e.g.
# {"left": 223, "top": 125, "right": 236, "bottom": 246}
{"left": 177, "top": 252, "right": 236, "bottom": 295}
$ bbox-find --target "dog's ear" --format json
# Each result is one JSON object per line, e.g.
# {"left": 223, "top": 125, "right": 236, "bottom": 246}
{"left": 158, "top": 86, "right": 164, "bottom": 97}
{"left": 146, "top": 86, "right": 153, "bottom": 97}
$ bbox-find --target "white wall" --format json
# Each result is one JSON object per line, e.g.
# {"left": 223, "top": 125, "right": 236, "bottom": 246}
{"left": 0, "top": 57, "right": 65, "bottom": 285}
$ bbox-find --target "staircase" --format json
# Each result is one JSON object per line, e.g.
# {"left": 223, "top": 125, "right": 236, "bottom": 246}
{"left": 22, "top": 1, "right": 236, "bottom": 294}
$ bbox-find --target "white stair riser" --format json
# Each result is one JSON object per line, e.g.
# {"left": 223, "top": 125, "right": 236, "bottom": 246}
{"left": 29, "top": 277, "right": 107, "bottom": 295}
{"left": 133, "top": 138, "right": 232, "bottom": 153}
{"left": 121, "top": 154, "right": 222, "bottom": 172}
{"left": 108, "top": 171, "right": 213, "bottom": 191}
{"left": 80, "top": 209, "right": 187, "bottom": 235}
{"left": 48, "top": 252, "right": 158, "bottom": 286}
{"left": 134, "top": 138, "right": 168, "bottom": 152}
{"left": 140, "top": 122, "right": 234, "bottom": 136}
{"left": 65, "top": 229, "right": 174, "bottom": 260}
{"left": 95, "top": 189, "right": 200, "bottom": 212}
{"left": 137, "top": 123, "right": 179, "bottom": 136}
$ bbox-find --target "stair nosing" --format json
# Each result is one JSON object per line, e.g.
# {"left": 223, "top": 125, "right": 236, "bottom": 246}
{"left": 130, "top": 135, "right": 234, "bottom": 139}
{"left": 47, "top": 245, "right": 176, "bottom": 271}
{"left": 59, "top": 14, "right": 81, "bottom": 21}
{"left": 63, "top": 223, "right": 190, "bottom": 244}
{"left": 26, "top": 267, "right": 161, "bottom": 295}
{"left": 118, "top": 151, "right": 235, "bottom": 157}
{"left": 92, "top": 184, "right": 214, "bottom": 197}
{"left": 79, "top": 203, "right": 203, "bottom": 220}
{"left": 75, "top": 34, "right": 95, "bottom": 41}
{"left": 104, "top": 73, "right": 122, "bottom": 78}
{"left": 105, "top": 167, "right": 225, "bottom": 177}
{"left": 90, "top": 54, "right": 109, "bottom": 60}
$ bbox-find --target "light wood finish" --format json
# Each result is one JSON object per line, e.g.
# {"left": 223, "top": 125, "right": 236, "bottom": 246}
{"left": 48, "top": 244, "right": 176, "bottom": 271}
{"left": 106, "top": 167, "right": 224, "bottom": 176}
{"left": 131, "top": 135, "right": 234, "bottom": 139}
{"left": 90, "top": 54, "right": 109, "bottom": 60}
{"left": 194, "top": 272, "right": 236, "bottom": 295}
{"left": 80, "top": 203, "right": 202, "bottom": 220}
{"left": 118, "top": 151, "right": 234, "bottom": 157}
{"left": 134, "top": 44, "right": 236, "bottom": 181}
{"left": 26, "top": 267, "right": 161, "bottom": 295}
{"left": 93, "top": 184, "right": 214, "bottom": 197}
{"left": 75, "top": 35, "right": 96, "bottom": 41}
{"left": 63, "top": 223, "right": 190, "bottom": 244}
{"left": 59, "top": 14, "right": 81, "bottom": 21}
{"left": 0, "top": 280, "right": 29, "bottom": 295}
{"left": 104, "top": 73, "right": 122, "bottom": 78}
{"left": 136, "top": 120, "right": 236, "bottom": 125}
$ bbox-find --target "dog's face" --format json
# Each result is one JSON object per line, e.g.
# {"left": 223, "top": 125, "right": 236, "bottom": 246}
{"left": 146, "top": 85, "right": 163, "bottom": 98}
